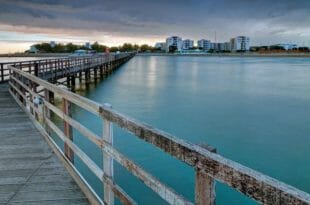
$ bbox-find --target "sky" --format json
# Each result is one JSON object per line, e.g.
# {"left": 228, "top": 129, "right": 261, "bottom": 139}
{"left": 0, "top": 0, "right": 310, "bottom": 53}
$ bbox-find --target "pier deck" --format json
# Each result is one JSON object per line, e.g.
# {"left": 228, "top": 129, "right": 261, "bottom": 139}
{"left": 0, "top": 83, "right": 89, "bottom": 205}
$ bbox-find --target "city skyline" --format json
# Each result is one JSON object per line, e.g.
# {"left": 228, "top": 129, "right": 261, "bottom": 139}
{"left": 0, "top": 0, "right": 310, "bottom": 53}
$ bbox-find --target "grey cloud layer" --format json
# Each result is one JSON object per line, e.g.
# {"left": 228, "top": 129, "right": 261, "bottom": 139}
{"left": 0, "top": 0, "right": 309, "bottom": 44}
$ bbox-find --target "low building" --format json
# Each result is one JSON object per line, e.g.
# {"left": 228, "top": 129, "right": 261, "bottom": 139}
{"left": 85, "top": 42, "right": 92, "bottom": 49}
{"left": 210, "top": 42, "right": 232, "bottom": 52}
{"left": 182, "top": 39, "right": 194, "bottom": 50}
{"left": 223, "top": 42, "right": 231, "bottom": 52}
{"left": 50, "top": 41, "right": 56, "bottom": 48}
{"left": 271, "top": 44, "right": 298, "bottom": 50}
{"left": 29, "top": 45, "right": 39, "bottom": 53}
{"left": 166, "top": 36, "right": 182, "bottom": 52}
{"left": 155, "top": 42, "right": 166, "bottom": 51}
{"left": 197, "top": 39, "right": 211, "bottom": 51}
{"left": 230, "top": 36, "right": 250, "bottom": 52}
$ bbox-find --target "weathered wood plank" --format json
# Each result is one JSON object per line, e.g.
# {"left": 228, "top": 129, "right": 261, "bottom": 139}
{"left": 10, "top": 189, "right": 86, "bottom": 202}
{"left": 7, "top": 198, "right": 89, "bottom": 205}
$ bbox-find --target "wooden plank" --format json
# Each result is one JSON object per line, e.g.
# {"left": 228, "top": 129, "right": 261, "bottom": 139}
{"left": 7, "top": 198, "right": 89, "bottom": 205}
{"left": 10, "top": 189, "right": 86, "bottom": 202}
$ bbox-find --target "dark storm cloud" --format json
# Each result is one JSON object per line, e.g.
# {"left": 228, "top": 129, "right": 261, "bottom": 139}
{"left": 0, "top": 0, "right": 309, "bottom": 45}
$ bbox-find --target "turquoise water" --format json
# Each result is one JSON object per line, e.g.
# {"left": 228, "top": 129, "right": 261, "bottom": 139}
{"left": 69, "top": 56, "right": 310, "bottom": 204}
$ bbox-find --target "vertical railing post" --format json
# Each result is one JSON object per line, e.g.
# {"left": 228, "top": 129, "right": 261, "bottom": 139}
{"left": 103, "top": 103, "right": 114, "bottom": 205}
{"left": 34, "top": 62, "right": 39, "bottom": 76}
{"left": 195, "top": 145, "right": 216, "bottom": 205}
{"left": 1, "top": 64, "right": 4, "bottom": 82}
{"left": 29, "top": 81, "right": 34, "bottom": 115}
{"left": 43, "top": 89, "right": 53, "bottom": 135}
{"left": 63, "top": 98, "right": 74, "bottom": 163}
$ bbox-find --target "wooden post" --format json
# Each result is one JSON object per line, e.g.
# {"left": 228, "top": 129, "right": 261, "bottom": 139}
{"left": 34, "top": 62, "right": 39, "bottom": 76}
{"left": 195, "top": 144, "right": 216, "bottom": 205}
{"left": 71, "top": 76, "right": 75, "bottom": 90}
{"left": 63, "top": 98, "right": 74, "bottom": 163}
{"left": 67, "top": 76, "right": 71, "bottom": 88}
{"left": 99, "top": 65, "right": 103, "bottom": 79}
{"left": 103, "top": 103, "right": 114, "bottom": 205}
{"left": 94, "top": 68, "right": 97, "bottom": 83}
{"left": 0, "top": 64, "right": 4, "bottom": 82}
{"left": 44, "top": 89, "right": 52, "bottom": 119}
{"left": 29, "top": 81, "right": 34, "bottom": 115}
{"left": 43, "top": 89, "right": 50, "bottom": 134}
{"left": 79, "top": 71, "right": 82, "bottom": 82}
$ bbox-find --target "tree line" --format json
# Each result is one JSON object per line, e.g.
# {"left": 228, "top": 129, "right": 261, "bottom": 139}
{"left": 29, "top": 42, "right": 158, "bottom": 53}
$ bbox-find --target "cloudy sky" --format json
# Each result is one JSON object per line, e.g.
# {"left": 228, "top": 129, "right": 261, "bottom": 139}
{"left": 0, "top": 0, "right": 309, "bottom": 53}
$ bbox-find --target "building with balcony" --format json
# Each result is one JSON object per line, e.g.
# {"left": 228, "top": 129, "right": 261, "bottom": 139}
{"left": 197, "top": 39, "right": 211, "bottom": 51}
{"left": 182, "top": 39, "right": 194, "bottom": 50}
{"left": 166, "top": 36, "right": 182, "bottom": 52}
{"left": 230, "top": 36, "right": 250, "bottom": 52}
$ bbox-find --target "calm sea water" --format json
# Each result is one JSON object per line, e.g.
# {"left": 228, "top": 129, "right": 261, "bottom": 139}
{"left": 38, "top": 56, "right": 310, "bottom": 204}
{"left": 69, "top": 56, "right": 310, "bottom": 204}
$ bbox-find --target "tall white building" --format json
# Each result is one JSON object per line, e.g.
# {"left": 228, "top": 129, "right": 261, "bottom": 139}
{"left": 197, "top": 39, "right": 211, "bottom": 51}
{"left": 182, "top": 39, "right": 194, "bottom": 50}
{"left": 230, "top": 36, "right": 250, "bottom": 51}
{"left": 166, "top": 36, "right": 182, "bottom": 52}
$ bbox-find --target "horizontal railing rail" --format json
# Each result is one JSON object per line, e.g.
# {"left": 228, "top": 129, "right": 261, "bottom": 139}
{"left": 7, "top": 57, "right": 310, "bottom": 205}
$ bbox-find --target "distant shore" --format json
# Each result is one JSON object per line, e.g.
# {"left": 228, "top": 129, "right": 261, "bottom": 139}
{"left": 137, "top": 52, "right": 310, "bottom": 58}
{"left": 0, "top": 53, "right": 69, "bottom": 57}
{"left": 1, "top": 52, "right": 310, "bottom": 58}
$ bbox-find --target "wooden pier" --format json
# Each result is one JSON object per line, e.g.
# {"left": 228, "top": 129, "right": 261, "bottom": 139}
{"left": 0, "top": 53, "right": 310, "bottom": 205}
{"left": 0, "top": 83, "right": 89, "bottom": 205}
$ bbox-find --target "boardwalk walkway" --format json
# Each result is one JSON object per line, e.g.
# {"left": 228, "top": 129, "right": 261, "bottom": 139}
{"left": 0, "top": 83, "right": 89, "bottom": 205}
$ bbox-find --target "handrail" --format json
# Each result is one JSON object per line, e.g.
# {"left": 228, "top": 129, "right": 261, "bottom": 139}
{"left": 7, "top": 55, "right": 310, "bottom": 205}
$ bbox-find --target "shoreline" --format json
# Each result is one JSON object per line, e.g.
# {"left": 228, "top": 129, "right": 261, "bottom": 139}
{"left": 137, "top": 52, "right": 310, "bottom": 58}
{"left": 1, "top": 52, "right": 310, "bottom": 58}
{"left": 0, "top": 53, "right": 69, "bottom": 58}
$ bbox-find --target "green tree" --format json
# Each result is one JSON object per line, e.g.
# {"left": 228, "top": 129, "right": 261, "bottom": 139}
{"left": 66, "top": 43, "right": 79, "bottom": 53}
{"left": 120, "top": 43, "right": 134, "bottom": 52}
{"left": 34, "top": 43, "right": 52, "bottom": 53}
{"left": 140, "top": 44, "right": 153, "bottom": 52}
{"left": 109, "top": 46, "right": 119, "bottom": 52}
{"left": 91, "top": 42, "right": 108, "bottom": 52}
